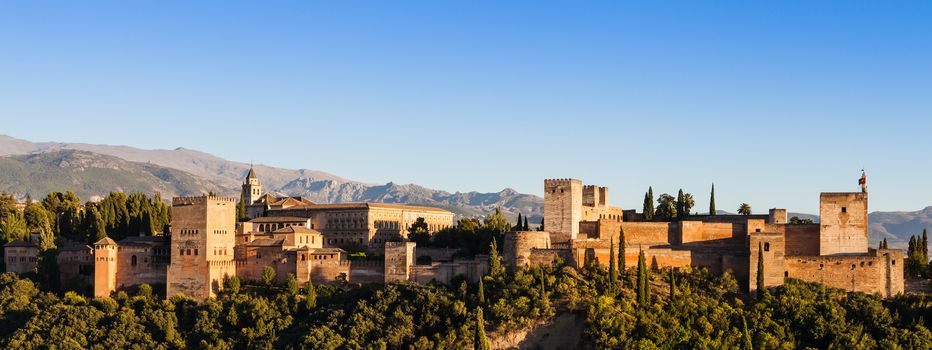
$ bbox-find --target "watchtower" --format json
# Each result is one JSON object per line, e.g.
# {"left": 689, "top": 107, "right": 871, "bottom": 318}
{"left": 819, "top": 192, "right": 868, "bottom": 256}
{"left": 92, "top": 237, "right": 118, "bottom": 298}
{"left": 167, "top": 195, "right": 237, "bottom": 299}
{"left": 544, "top": 178, "right": 582, "bottom": 243}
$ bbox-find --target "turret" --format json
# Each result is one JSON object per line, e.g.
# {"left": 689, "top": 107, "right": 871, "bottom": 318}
{"left": 242, "top": 166, "right": 261, "bottom": 205}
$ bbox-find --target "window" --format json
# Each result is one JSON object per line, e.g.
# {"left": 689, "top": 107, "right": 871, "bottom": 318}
{"left": 131, "top": 255, "right": 137, "bottom": 266}
{"left": 764, "top": 243, "right": 770, "bottom": 252}
{"left": 784, "top": 271, "right": 789, "bottom": 277}
{"left": 841, "top": 207, "right": 847, "bottom": 213}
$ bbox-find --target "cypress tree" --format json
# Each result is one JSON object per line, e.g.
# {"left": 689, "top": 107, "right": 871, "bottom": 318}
{"left": 923, "top": 228, "right": 928, "bottom": 261}
{"left": 757, "top": 242, "right": 766, "bottom": 300}
{"left": 516, "top": 213, "right": 522, "bottom": 231}
{"left": 908, "top": 236, "right": 916, "bottom": 256}
{"left": 637, "top": 249, "right": 648, "bottom": 305}
{"left": 539, "top": 218, "right": 544, "bottom": 231}
{"left": 539, "top": 268, "right": 546, "bottom": 300}
{"left": 643, "top": 187, "right": 655, "bottom": 220}
{"left": 710, "top": 183, "right": 716, "bottom": 215}
{"left": 676, "top": 189, "right": 685, "bottom": 219}
{"left": 475, "top": 308, "right": 491, "bottom": 350}
{"left": 669, "top": 268, "right": 676, "bottom": 301}
{"left": 237, "top": 191, "right": 246, "bottom": 221}
{"left": 742, "top": 315, "right": 754, "bottom": 350}
{"left": 524, "top": 216, "right": 529, "bottom": 231}
{"left": 305, "top": 280, "right": 317, "bottom": 310}
{"left": 882, "top": 238, "right": 888, "bottom": 249}
{"left": 608, "top": 236, "right": 617, "bottom": 291}
{"left": 618, "top": 227, "right": 626, "bottom": 272}
{"left": 478, "top": 277, "right": 485, "bottom": 304}
{"left": 488, "top": 238, "right": 504, "bottom": 278}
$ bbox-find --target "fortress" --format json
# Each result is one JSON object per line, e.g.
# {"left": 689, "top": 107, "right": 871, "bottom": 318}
{"left": 504, "top": 178, "right": 905, "bottom": 297}
{"left": 2, "top": 173, "right": 905, "bottom": 299}
{"left": 4, "top": 168, "right": 479, "bottom": 299}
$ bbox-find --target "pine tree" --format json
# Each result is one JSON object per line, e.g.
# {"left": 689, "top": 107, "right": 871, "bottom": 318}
{"left": 488, "top": 238, "right": 504, "bottom": 278}
{"left": 608, "top": 236, "right": 617, "bottom": 291}
{"left": 710, "top": 183, "right": 716, "bottom": 216}
{"left": 618, "top": 227, "right": 626, "bottom": 272}
{"left": 757, "top": 242, "right": 766, "bottom": 300}
{"left": 475, "top": 308, "right": 491, "bottom": 350}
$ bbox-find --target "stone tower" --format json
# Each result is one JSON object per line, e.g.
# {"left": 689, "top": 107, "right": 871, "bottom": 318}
{"left": 544, "top": 179, "right": 582, "bottom": 243}
{"left": 92, "top": 237, "right": 118, "bottom": 298}
{"left": 242, "top": 166, "right": 261, "bottom": 205}
{"left": 167, "top": 195, "right": 237, "bottom": 299}
{"left": 819, "top": 192, "right": 868, "bottom": 256}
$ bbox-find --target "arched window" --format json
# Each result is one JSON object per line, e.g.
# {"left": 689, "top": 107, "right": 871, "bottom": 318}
{"left": 764, "top": 243, "right": 770, "bottom": 252}
{"left": 131, "top": 255, "right": 137, "bottom": 266}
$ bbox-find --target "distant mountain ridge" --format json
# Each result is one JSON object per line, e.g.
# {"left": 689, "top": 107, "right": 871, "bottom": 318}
{"left": 0, "top": 135, "right": 543, "bottom": 221}
{"left": 0, "top": 135, "right": 927, "bottom": 250}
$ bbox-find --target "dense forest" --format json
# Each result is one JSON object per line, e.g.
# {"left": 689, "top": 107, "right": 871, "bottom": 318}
{"left": 1, "top": 192, "right": 930, "bottom": 348}
{"left": 0, "top": 255, "right": 929, "bottom": 349}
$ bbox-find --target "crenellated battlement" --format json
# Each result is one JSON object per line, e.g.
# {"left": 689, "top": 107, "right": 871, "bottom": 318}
{"left": 172, "top": 195, "right": 237, "bottom": 206}
{"left": 544, "top": 178, "right": 581, "bottom": 186}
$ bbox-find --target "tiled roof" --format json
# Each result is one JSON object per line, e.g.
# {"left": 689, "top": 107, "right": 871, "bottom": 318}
{"left": 4, "top": 240, "right": 37, "bottom": 248}
{"left": 246, "top": 238, "right": 285, "bottom": 247}
{"left": 248, "top": 216, "right": 309, "bottom": 223}
{"left": 271, "top": 226, "right": 322, "bottom": 235}
{"left": 94, "top": 237, "right": 118, "bottom": 245}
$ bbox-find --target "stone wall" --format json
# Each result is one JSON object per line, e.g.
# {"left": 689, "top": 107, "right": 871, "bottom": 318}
{"left": 503, "top": 231, "right": 551, "bottom": 268}
{"left": 3, "top": 244, "right": 38, "bottom": 275}
{"left": 785, "top": 249, "right": 904, "bottom": 297}
{"left": 819, "top": 192, "right": 868, "bottom": 255}
{"left": 544, "top": 179, "right": 582, "bottom": 243}
{"left": 384, "top": 241, "right": 415, "bottom": 282}
{"left": 58, "top": 245, "right": 93, "bottom": 292}
{"left": 784, "top": 224, "right": 820, "bottom": 256}
{"left": 748, "top": 233, "right": 786, "bottom": 292}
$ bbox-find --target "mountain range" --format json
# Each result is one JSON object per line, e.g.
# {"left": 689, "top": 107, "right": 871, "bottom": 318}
{"left": 0, "top": 135, "right": 927, "bottom": 250}
{"left": 0, "top": 135, "right": 542, "bottom": 222}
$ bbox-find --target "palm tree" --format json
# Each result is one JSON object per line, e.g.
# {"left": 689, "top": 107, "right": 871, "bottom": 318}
{"left": 683, "top": 193, "right": 695, "bottom": 216}
{"left": 738, "top": 203, "right": 752, "bottom": 216}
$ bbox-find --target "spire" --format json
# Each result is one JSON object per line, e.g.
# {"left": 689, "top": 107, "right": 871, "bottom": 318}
{"left": 246, "top": 165, "right": 257, "bottom": 180}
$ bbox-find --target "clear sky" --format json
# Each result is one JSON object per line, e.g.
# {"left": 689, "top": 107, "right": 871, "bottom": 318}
{"left": 1, "top": 1, "right": 931, "bottom": 214}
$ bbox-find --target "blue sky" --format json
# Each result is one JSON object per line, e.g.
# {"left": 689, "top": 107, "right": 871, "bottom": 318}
{"left": 1, "top": 1, "right": 931, "bottom": 214}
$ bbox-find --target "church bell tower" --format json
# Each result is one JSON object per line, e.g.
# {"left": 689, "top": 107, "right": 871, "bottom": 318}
{"left": 242, "top": 166, "right": 261, "bottom": 205}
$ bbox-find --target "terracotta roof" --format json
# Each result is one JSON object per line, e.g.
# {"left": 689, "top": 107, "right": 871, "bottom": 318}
{"left": 58, "top": 242, "right": 92, "bottom": 251}
{"left": 272, "top": 226, "right": 321, "bottom": 235}
{"left": 248, "top": 216, "right": 309, "bottom": 223}
{"left": 4, "top": 240, "right": 37, "bottom": 248}
{"left": 246, "top": 238, "right": 285, "bottom": 247}
{"left": 269, "top": 202, "right": 453, "bottom": 214}
{"left": 119, "top": 236, "right": 169, "bottom": 246}
{"left": 94, "top": 237, "right": 117, "bottom": 245}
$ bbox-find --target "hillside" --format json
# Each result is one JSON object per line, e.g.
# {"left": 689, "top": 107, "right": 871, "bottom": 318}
{"left": 0, "top": 150, "right": 226, "bottom": 201}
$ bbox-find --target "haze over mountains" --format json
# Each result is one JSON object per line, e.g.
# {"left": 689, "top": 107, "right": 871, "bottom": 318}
{"left": 0, "top": 135, "right": 927, "bottom": 249}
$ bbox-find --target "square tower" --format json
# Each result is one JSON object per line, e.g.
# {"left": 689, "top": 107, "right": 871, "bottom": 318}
{"left": 167, "top": 195, "right": 237, "bottom": 299}
{"left": 819, "top": 192, "right": 868, "bottom": 256}
{"left": 544, "top": 179, "right": 582, "bottom": 243}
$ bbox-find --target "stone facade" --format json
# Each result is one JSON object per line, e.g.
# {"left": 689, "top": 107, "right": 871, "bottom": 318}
{"left": 819, "top": 192, "right": 869, "bottom": 255}
{"left": 504, "top": 178, "right": 906, "bottom": 298}
{"left": 167, "top": 196, "right": 237, "bottom": 299}
{"left": 3, "top": 240, "right": 38, "bottom": 275}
